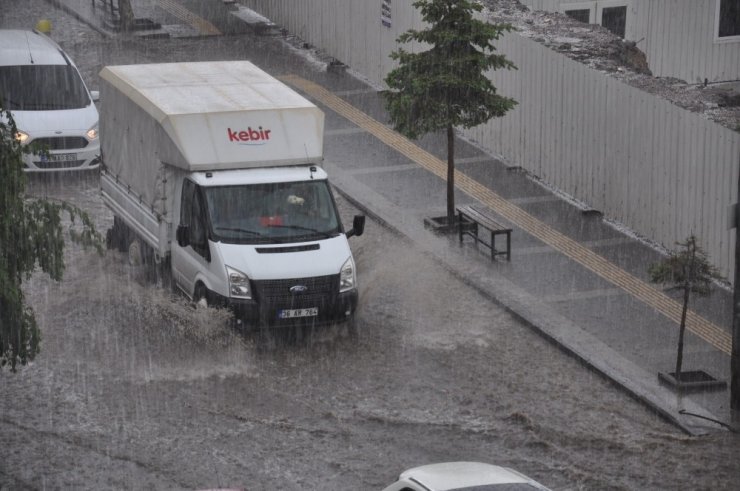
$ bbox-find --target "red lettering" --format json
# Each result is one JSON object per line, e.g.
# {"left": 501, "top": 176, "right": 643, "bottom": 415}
{"left": 228, "top": 126, "right": 272, "bottom": 143}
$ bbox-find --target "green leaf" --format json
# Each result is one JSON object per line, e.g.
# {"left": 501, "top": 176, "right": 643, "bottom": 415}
{"left": 0, "top": 97, "right": 105, "bottom": 372}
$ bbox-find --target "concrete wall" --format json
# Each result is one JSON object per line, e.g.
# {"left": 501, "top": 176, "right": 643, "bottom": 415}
{"left": 242, "top": 0, "right": 740, "bottom": 280}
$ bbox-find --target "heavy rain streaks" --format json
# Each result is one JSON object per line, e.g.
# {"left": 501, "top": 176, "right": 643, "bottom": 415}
{"left": 1, "top": 1, "right": 740, "bottom": 490}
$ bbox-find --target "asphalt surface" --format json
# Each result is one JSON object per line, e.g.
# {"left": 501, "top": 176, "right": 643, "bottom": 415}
{"left": 41, "top": 0, "right": 740, "bottom": 435}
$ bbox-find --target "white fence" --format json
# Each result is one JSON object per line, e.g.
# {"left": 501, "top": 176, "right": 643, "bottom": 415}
{"left": 242, "top": 0, "right": 740, "bottom": 280}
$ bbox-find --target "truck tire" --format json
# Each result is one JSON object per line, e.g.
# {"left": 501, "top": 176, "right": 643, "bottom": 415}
{"left": 345, "top": 315, "right": 358, "bottom": 338}
{"left": 153, "top": 255, "right": 173, "bottom": 290}
{"left": 128, "top": 238, "right": 146, "bottom": 267}
{"left": 106, "top": 216, "right": 130, "bottom": 252}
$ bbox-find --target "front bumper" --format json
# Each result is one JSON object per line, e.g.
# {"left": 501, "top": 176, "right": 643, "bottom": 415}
{"left": 228, "top": 289, "right": 358, "bottom": 327}
{"left": 22, "top": 139, "right": 101, "bottom": 172}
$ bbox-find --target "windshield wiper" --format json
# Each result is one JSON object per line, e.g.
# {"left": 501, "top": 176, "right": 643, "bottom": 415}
{"left": 215, "top": 226, "right": 263, "bottom": 237}
{"left": 266, "top": 224, "right": 337, "bottom": 239}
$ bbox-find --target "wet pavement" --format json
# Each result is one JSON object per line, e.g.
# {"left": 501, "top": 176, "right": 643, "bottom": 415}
{"left": 31, "top": 0, "right": 740, "bottom": 435}
{"left": 3, "top": 1, "right": 740, "bottom": 489}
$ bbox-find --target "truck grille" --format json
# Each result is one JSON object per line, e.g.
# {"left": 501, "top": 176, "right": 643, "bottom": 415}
{"left": 32, "top": 136, "right": 89, "bottom": 150}
{"left": 253, "top": 275, "right": 338, "bottom": 308}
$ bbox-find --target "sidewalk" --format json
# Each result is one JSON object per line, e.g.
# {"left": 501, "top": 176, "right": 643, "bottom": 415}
{"left": 53, "top": 0, "right": 737, "bottom": 435}
{"left": 49, "top": 0, "right": 265, "bottom": 38}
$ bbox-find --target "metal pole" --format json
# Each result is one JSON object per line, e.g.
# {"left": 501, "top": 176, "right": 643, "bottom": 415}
{"left": 732, "top": 151, "right": 740, "bottom": 417}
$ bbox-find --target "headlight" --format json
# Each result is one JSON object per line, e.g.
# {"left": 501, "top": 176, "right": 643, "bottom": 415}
{"left": 339, "top": 256, "right": 356, "bottom": 293}
{"left": 226, "top": 266, "right": 251, "bottom": 299}
{"left": 86, "top": 124, "right": 99, "bottom": 140}
{"left": 15, "top": 130, "right": 29, "bottom": 143}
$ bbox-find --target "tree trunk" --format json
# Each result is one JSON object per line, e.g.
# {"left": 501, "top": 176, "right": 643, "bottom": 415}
{"left": 446, "top": 125, "right": 455, "bottom": 227}
{"left": 676, "top": 284, "right": 690, "bottom": 379}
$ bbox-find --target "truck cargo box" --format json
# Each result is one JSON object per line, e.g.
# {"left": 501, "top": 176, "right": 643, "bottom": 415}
{"left": 99, "top": 61, "right": 325, "bottom": 218}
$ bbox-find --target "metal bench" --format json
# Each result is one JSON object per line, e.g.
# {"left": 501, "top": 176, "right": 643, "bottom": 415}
{"left": 456, "top": 204, "right": 512, "bottom": 261}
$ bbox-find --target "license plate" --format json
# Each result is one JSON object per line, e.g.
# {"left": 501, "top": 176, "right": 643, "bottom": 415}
{"left": 278, "top": 307, "right": 318, "bottom": 319}
{"left": 44, "top": 153, "right": 77, "bottom": 162}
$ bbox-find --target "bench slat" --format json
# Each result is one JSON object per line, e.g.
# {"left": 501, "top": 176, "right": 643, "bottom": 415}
{"left": 456, "top": 204, "right": 512, "bottom": 261}
{"left": 457, "top": 205, "right": 511, "bottom": 232}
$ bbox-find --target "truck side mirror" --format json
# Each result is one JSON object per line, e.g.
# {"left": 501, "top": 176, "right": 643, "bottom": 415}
{"left": 346, "top": 215, "right": 365, "bottom": 238}
{"left": 176, "top": 225, "right": 190, "bottom": 247}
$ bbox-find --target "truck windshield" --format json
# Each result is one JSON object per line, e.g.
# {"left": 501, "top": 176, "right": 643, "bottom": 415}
{"left": 203, "top": 180, "right": 342, "bottom": 244}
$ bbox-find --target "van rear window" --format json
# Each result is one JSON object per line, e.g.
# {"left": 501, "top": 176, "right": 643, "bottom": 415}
{"left": 0, "top": 65, "right": 90, "bottom": 111}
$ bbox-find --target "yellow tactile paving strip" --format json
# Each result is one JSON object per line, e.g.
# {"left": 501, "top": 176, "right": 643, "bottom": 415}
{"left": 158, "top": 0, "right": 222, "bottom": 36}
{"left": 281, "top": 74, "right": 733, "bottom": 355}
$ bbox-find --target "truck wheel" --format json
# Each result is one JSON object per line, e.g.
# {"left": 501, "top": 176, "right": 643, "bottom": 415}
{"left": 153, "top": 255, "right": 173, "bottom": 290}
{"left": 107, "top": 216, "right": 130, "bottom": 252}
{"left": 128, "top": 238, "right": 147, "bottom": 267}
{"left": 346, "top": 315, "right": 358, "bottom": 338}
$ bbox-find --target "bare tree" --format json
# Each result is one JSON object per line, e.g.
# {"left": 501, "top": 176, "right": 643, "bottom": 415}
{"left": 649, "top": 235, "right": 723, "bottom": 380}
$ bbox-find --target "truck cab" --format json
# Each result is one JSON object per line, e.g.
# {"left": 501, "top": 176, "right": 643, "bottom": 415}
{"left": 172, "top": 165, "right": 363, "bottom": 326}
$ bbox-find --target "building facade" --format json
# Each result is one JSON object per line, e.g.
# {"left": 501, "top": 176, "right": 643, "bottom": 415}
{"left": 520, "top": 0, "right": 740, "bottom": 83}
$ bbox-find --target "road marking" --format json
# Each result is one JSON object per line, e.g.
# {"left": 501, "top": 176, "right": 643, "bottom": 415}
{"left": 158, "top": 0, "right": 222, "bottom": 36}
{"left": 280, "top": 74, "right": 732, "bottom": 355}
{"left": 517, "top": 237, "right": 635, "bottom": 255}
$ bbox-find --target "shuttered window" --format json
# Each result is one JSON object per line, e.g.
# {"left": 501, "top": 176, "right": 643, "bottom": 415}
{"left": 565, "top": 9, "right": 591, "bottom": 23}
{"left": 717, "top": 0, "right": 740, "bottom": 38}
{"left": 601, "top": 6, "right": 627, "bottom": 38}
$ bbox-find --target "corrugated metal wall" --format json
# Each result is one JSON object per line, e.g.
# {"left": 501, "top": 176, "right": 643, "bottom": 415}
{"left": 469, "top": 32, "right": 740, "bottom": 278}
{"left": 635, "top": 0, "right": 740, "bottom": 83}
{"left": 242, "top": 0, "right": 740, "bottom": 280}
{"left": 519, "top": 0, "right": 740, "bottom": 83}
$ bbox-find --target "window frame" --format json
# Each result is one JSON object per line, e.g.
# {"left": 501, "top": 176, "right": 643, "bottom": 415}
{"left": 560, "top": 1, "right": 629, "bottom": 38}
{"left": 561, "top": 2, "right": 597, "bottom": 23}
{"left": 715, "top": 0, "right": 740, "bottom": 43}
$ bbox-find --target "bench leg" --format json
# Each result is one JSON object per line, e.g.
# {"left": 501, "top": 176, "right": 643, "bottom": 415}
{"left": 490, "top": 231, "right": 496, "bottom": 261}
{"left": 506, "top": 232, "right": 511, "bottom": 261}
{"left": 458, "top": 211, "right": 463, "bottom": 242}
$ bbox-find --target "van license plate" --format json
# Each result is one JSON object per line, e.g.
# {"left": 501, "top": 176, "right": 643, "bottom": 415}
{"left": 47, "top": 153, "right": 77, "bottom": 162}
{"left": 278, "top": 307, "right": 318, "bottom": 319}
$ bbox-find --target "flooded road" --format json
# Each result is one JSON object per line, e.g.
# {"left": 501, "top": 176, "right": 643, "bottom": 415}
{"left": 2, "top": 2, "right": 740, "bottom": 490}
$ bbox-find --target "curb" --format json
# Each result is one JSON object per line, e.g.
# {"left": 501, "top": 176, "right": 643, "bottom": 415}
{"left": 47, "top": 0, "right": 114, "bottom": 38}
{"left": 328, "top": 163, "right": 726, "bottom": 436}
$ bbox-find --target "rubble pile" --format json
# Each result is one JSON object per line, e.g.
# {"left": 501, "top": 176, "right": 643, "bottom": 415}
{"left": 480, "top": 0, "right": 739, "bottom": 131}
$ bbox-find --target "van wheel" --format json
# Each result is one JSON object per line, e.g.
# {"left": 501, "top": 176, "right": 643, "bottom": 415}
{"left": 194, "top": 283, "right": 209, "bottom": 309}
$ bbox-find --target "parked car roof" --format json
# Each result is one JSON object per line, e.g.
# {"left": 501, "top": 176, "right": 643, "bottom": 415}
{"left": 383, "top": 462, "right": 552, "bottom": 491}
{"left": 0, "top": 29, "right": 68, "bottom": 66}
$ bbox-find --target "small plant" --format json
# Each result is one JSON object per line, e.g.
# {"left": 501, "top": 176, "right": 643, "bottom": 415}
{"left": 648, "top": 235, "right": 723, "bottom": 381}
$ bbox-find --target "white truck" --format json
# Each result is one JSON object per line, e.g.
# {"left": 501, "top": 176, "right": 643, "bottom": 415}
{"left": 99, "top": 61, "right": 365, "bottom": 328}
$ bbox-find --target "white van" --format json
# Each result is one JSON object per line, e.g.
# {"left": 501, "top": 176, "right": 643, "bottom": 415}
{"left": 0, "top": 29, "right": 100, "bottom": 172}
